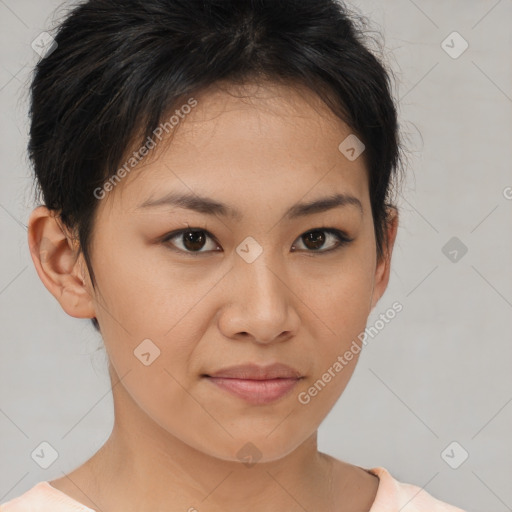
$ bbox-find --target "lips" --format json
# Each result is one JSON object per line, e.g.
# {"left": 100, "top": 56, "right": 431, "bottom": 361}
{"left": 206, "top": 363, "right": 303, "bottom": 380}
{"left": 203, "top": 363, "right": 304, "bottom": 405}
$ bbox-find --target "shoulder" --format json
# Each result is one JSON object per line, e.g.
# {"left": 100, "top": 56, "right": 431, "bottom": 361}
{"left": 366, "top": 466, "right": 467, "bottom": 512}
{"left": 0, "top": 481, "right": 95, "bottom": 512}
{"left": 1, "top": 482, "right": 52, "bottom": 512}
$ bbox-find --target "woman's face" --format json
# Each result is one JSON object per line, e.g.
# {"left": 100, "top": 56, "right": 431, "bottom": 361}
{"left": 58, "top": 81, "right": 396, "bottom": 462}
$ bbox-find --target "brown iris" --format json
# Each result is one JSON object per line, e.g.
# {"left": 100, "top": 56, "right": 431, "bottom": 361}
{"left": 182, "top": 230, "right": 207, "bottom": 251}
{"left": 302, "top": 230, "right": 326, "bottom": 250}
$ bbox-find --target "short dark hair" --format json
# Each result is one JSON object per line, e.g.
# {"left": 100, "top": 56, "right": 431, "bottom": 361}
{"left": 28, "top": 0, "right": 405, "bottom": 333}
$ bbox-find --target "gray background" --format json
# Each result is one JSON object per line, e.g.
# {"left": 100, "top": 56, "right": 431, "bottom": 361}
{"left": 1, "top": 1, "right": 511, "bottom": 511}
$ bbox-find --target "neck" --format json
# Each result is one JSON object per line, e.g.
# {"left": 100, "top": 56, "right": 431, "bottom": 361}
{"left": 84, "top": 376, "right": 335, "bottom": 512}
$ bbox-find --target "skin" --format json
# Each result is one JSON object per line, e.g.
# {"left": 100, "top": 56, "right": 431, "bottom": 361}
{"left": 28, "top": 80, "right": 398, "bottom": 512}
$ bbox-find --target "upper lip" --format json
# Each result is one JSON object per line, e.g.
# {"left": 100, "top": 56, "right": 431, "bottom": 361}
{"left": 205, "top": 363, "right": 303, "bottom": 380}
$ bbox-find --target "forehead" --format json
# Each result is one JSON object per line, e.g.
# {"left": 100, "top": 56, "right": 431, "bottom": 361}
{"left": 168, "top": 80, "right": 357, "bottom": 159}
{"left": 103, "top": 80, "right": 369, "bottom": 215}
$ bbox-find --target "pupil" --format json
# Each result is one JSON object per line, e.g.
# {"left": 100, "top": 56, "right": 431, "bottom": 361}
{"left": 183, "top": 230, "right": 205, "bottom": 251}
{"left": 303, "top": 230, "right": 325, "bottom": 250}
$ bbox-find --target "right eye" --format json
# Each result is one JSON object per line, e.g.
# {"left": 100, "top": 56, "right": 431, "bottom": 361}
{"left": 162, "top": 228, "right": 222, "bottom": 256}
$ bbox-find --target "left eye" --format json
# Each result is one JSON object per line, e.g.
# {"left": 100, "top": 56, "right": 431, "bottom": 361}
{"left": 162, "top": 228, "right": 352, "bottom": 255}
{"left": 291, "top": 228, "right": 352, "bottom": 253}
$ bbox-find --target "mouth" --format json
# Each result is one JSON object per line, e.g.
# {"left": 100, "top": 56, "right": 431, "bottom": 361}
{"left": 202, "top": 363, "right": 304, "bottom": 405}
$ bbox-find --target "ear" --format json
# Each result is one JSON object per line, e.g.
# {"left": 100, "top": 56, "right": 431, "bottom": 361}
{"left": 370, "top": 206, "right": 399, "bottom": 311}
{"left": 27, "top": 206, "right": 96, "bottom": 320}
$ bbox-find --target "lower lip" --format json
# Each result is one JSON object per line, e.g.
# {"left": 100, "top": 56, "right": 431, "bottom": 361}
{"left": 205, "top": 377, "right": 300, "bottom": 405}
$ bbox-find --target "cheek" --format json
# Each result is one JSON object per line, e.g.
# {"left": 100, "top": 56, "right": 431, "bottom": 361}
{"left": 90, "top": 228, "right": 215, "bottom": 334}
{"left": 298, "top": 243, "right": 376, "bottom": 378}
{"left": 298, "top": 249, "right": 375, "bottom": 334}
{"left": 292, "top": 263, "right": 375, "bottom": 421}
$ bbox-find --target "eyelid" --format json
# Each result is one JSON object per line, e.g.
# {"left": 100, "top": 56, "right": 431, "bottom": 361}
{"left": 161, "top": 227, "right": 221, "bottom": 256}
{"left": 161, "top": 227, "right": 353, "bottom": 256}
{"left": 292, "top": 228, "right": 353, "bottom": 254}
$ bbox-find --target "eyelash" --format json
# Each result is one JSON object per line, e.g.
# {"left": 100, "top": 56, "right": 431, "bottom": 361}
{"left": 161, "top": 227, "right": 353, "bottom": 257}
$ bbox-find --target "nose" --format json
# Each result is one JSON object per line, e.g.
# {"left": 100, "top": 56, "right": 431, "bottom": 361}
{"left": 217, "top": 252, "right": 300, "bottom": 345}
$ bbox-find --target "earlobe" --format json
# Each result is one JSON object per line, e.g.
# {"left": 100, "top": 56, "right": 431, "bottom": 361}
{"left": 27, "top": 206, "right": 96, "bottom": 320}
{"left": 370, "top": 207, "right": 399, "bottom": 311}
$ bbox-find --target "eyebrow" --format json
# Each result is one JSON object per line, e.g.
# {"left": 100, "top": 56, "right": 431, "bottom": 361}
{"left": 137, "top": 191, "right": 363, "bottom": 220}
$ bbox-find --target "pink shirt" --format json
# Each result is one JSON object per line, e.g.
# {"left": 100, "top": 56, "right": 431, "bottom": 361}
{"left": 0, "top": 466, "right": 467, "bottom": 511}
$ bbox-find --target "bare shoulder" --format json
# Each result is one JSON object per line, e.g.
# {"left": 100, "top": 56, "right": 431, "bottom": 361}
{"left": 322, "top": 453, "right": 380, "bottom": 512}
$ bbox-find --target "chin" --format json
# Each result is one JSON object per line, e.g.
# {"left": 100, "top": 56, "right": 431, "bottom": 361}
{"left": 190, "top": 431, "right": 310, "bottom": 465}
